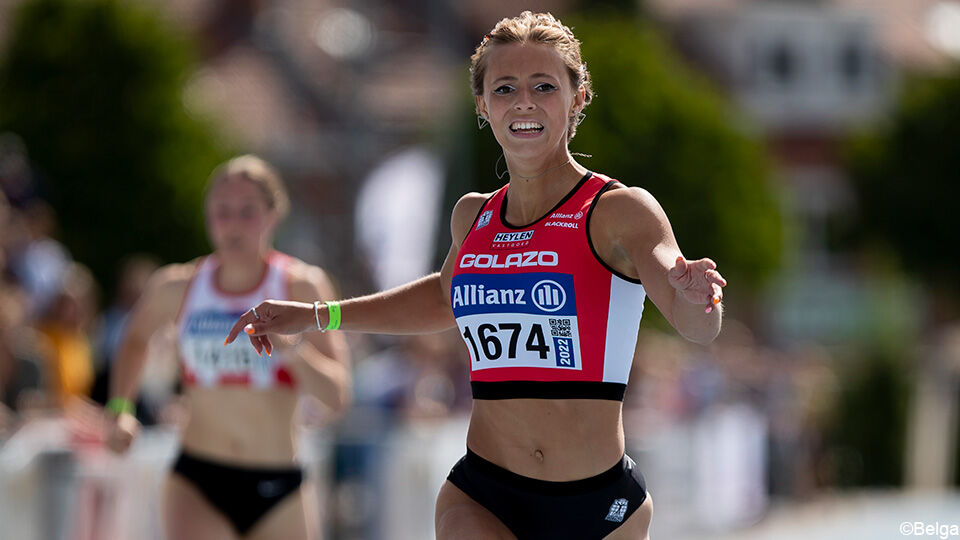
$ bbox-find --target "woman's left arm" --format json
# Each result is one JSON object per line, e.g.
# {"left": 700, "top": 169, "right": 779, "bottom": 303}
{"left": 595, "top": 186, "right": 726, "bottom": 345}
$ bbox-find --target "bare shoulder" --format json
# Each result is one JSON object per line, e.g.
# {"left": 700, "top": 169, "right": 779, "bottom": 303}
{"left": 283, "top": 256, "right": 338, "bottom": 301}
{"left": 451, "top": 191, "right": 494, "bottom": 244}
{"left": 592, "top": 184, "right": 669, "bottom": 240}
{"left": 131, "top": 258, "right": 202, "bottom": 325}
{"left": 147, "top": 259, "right": 201, "bottom": 298}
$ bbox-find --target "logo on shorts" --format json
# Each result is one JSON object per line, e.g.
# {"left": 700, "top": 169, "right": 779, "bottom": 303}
{"left": 257, "top": 479, "right": 284, "bottom": 498}
{"left": 605, "top": 498, "right": 628, "bottom": 523}
{"left": 476, "top": 210, "right": 493, "bottom": 230}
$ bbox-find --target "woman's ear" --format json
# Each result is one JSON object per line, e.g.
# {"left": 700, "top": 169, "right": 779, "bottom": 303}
{"left": 476, "top": 95, "right": 488, "bottom": 119}
{"left": 571, "top": 85, "right": 586, "bottom": 116}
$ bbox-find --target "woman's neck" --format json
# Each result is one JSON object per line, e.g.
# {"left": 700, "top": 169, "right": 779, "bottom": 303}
{"left": 215, "top": 251, "right": 270, "bottom": 293}
{"left": 503, "top": 150, "right": 588, "bottom": 225}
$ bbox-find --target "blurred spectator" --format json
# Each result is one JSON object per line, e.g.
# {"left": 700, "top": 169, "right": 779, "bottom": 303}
{"left": 7, "top": 200, "right": 71, "bottom": 318}
{"left": 37, "top": 263, "right": 98, "bottom": 406}
{"left": 353, "top": 331, "right": 470, "bottom": 419}
{"left": 0, "top": 132, "right": 37, "bottom": 207}
{"left": 0, "top": 189, "right": 9, "bottom": 274}
{"left": 0, "top": 285, "right": 50, "bottom": 428}
{"left": 89, "top": 255, "right": 159, "bottom": 408}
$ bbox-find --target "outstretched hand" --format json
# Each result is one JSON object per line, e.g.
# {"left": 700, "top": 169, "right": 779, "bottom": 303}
{"left": 667, "top": 256, "right": 727, "bottom": 313}
{"left": 224, "top": 299, "right": 315, "bottom": 356}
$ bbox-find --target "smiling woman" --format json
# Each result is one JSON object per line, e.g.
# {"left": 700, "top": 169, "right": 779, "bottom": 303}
{"left": 226, "top": 11, "right": 727, "bottom": 540}
{"left": 470, "top": 12, "right": 593, "bottom": 144}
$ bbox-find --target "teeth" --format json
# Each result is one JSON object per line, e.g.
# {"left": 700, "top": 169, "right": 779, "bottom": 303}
{"left": 510, "top": 121, "right": 543, "bottom": 131}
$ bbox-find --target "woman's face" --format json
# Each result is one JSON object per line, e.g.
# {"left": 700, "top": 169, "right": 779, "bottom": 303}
{"left": 205, "top": 176, "right": 275, "bottom": 257}
{"left": 477, "top": 42, "right": 583, "bottom": 160}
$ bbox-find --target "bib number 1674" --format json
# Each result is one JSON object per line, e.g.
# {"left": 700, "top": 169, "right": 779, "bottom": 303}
{"left": 462, "top": 323, "right": 549, "bottom": 362}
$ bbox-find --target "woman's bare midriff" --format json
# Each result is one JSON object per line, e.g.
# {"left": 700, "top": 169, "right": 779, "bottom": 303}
{"left": 179, "top": 387, "right": 300, "bottom": 467}
{"left": 466, "top": 399, "right": 625, "bottom": 481}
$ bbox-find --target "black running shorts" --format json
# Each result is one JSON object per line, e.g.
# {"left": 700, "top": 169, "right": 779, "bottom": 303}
{"left": 446, "top": 448, "right": 648, "bottom": 539}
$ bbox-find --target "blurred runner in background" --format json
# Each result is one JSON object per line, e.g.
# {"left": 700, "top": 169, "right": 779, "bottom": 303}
{"left": 107, "top": 155, "right": 350, "bottom": 540}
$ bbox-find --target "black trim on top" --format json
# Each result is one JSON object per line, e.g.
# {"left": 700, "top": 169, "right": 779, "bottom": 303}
{"left": 499, "top": 171, "right": 594, "bottom": 230}
{"left": 586, "top": 181, "right": 644, "bottom": 285}
{"left": 464, "top": 448, "right": 627, "bottom": 496}
{"left": 471, "top": 380, "right": 626, "bottom": 401}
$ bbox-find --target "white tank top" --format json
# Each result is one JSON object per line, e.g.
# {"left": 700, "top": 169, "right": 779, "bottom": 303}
{"left": 176, "top": 251, "right": 296, "bottom": 389}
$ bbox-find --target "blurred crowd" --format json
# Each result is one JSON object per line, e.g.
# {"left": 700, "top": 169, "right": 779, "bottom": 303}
{"left": 0, "top": 132, "right": 477, "bottom": 444}
{"left": 0, "top": 136, "right": 151, "bottom": 435}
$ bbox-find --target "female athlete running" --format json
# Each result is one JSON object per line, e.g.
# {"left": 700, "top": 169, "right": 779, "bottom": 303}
{"left": 227, "top": 12, "right": 725, "bottom": 539}
{"left": 107, "top": 155, "right": 350, "bottom": 540}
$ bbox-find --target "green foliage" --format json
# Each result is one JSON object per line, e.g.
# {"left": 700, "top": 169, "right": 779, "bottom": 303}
{"left": 844, "top": 67, "right": 960, "bottom": 300}
{"left": 826, "top": 349, "right": 911, "bottom": 487}
{"left": 0, "top": 0, "right": 229, "bottom": 291}
{"left": 465, "top": 15, "right": 783, "bottom": 294}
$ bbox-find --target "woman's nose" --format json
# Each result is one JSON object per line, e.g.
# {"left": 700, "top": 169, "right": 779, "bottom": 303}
{"left": 514, "top": 88, "right": 536, "bottom": 111}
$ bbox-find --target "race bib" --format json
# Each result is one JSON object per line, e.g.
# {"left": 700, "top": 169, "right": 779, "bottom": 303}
{"left": 180, "top": 310, "right": 275, "bottom": 386}
{"left": 452, "top": 273, "right": 581, "bottom": 371}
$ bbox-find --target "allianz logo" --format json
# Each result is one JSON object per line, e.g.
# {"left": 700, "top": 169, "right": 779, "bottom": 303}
{"left": 459, "top": 251, "right": 558, "bottom": 268}
{"left": 452, "top": 279, "right": 566, "bottom": 311}
{"left": 548, "top": 211, "right": 583, "bottom": 220}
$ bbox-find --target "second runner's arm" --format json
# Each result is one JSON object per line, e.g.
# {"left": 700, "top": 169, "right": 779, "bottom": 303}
{"left": 106, "top": 264, "right": 190, "bottom": 452}
{"left": 283, "top": 266, "right": 351, "bottom": 412}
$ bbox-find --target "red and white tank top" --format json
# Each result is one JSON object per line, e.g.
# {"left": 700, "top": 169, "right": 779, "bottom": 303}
{"left": 177, "top": 251, "right": 296, "bottom": 389}
{"left": 452, "top": 172, "right": 646, "bottom": 401}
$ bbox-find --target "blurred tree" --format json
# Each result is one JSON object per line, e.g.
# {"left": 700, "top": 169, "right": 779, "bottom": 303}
{"left": 0, "top": 0, "right": 228, "bottom": 291}
{"left": 843, "top": 68, "right": 960, "bottom": 314}
{"left": 826, "top": 349, "right": 911, "bottom": 487}
{"left": 463, "top": 15, "right": 783, "bottom": 326}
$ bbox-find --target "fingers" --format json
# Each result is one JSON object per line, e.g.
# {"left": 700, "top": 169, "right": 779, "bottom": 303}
{"left": 704, "top": 283, "right": 723, "bottom": 313}
{"left": 692, "top": 258, "right": 717, "bottom": 271}
{"left": 248, "top": 333, "right": 263, "bottom": 355}
{"left": 226, "top": 308, "right": 257, "bottom": 344}
{"left": 706, "top": 269, "right": 727, "bottom": 287}
{"left": 245, "top": 331, "right": 274, "bottom": 357}
{"left": 107, "top": 414, "right": 139, "bottom": 454}
{"left": 668, "top": 256, "right": 688, "bottom": 280}
{"left": 243, "top": 322, "right": 269, "bottom": 336}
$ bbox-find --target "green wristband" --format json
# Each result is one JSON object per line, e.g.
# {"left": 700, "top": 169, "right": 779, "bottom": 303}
{"left": 325, "top": 301, "right": 341, "bottom": 331}
{"left": 106, "top": 397, "right": 135, "bottom": 416}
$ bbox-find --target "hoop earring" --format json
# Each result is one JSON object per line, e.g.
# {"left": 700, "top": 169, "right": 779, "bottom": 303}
{"left": 477, "top": 115, "right": 489, "bottom": 130}
{"left": 575, "top": 111, "right": 586, "bottom": 126}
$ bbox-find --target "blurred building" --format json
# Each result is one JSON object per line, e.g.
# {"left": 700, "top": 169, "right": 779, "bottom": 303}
{"left": 648, "top": 0, "right": 960, "bottom": 493}
{"left": 647, "top": 0, "right": 954, "bottom": 345}
{"left": 138, "top": 0, "right": 579, "bottom": 291}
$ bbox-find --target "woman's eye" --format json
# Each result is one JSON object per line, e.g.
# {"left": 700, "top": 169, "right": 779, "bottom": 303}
{"left": 493, "top": 85, "right": 514, "bottom": 95}
{"left": 535, "top": 83, "right": 557, "bottom": 92}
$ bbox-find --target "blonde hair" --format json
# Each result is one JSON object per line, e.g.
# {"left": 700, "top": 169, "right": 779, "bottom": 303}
{"left": 205, "top": 155, "right": 290, "bottom": 219}
{"left": 470, "top": 11, "right": 593, "bottom": 140}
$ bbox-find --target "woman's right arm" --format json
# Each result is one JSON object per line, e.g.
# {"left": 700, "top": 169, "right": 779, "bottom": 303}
{"left": 226, "top": 193, "right": 488, "bottom": 351}
{"left": 106, "top": 264, "right": 190, "bottom": 453}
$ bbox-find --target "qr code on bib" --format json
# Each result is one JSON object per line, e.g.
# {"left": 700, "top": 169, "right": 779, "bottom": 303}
{"left": 549, "top": 318, "right": 572, "bottom": 338}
